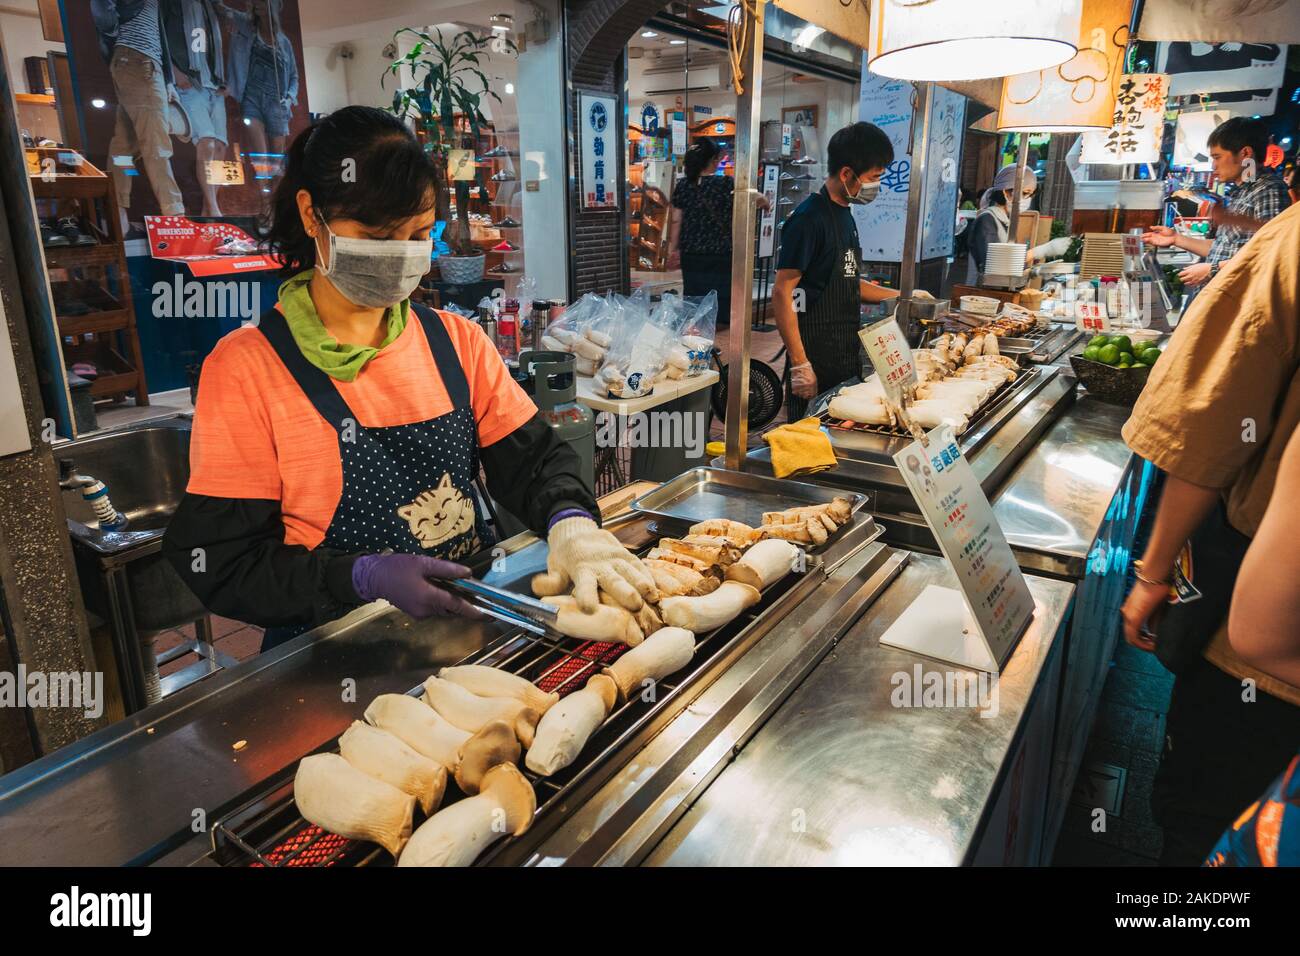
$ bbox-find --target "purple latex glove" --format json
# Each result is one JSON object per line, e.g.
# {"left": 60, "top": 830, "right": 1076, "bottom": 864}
{"left": 352, "top": 554, "right": 484, "bottom": 620}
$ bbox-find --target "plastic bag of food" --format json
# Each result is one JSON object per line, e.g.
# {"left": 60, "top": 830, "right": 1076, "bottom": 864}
{"left": 539, "top": 292, "right": 620, "bottom": 375}
{"left": 594, "top": 292, "right": 669, "bottom": 398}
{"left": 679, "top": 291, "right": 717, "bottom": 376}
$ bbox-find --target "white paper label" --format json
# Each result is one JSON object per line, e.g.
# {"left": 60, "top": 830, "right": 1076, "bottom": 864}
{"left": 1074, "top": 301, "right": 1111, "bottom": 334}
{"left": 859, "top": 316, "right": 917, "bottom": 405}
{"left": 893, "top": 425, "right": 1035, "bottom": 670}
{"left": 671, "top": 119, "right": 687, "bottom": 157}
{"left": 758, "top": 163, "right": 779, "bottom": 259}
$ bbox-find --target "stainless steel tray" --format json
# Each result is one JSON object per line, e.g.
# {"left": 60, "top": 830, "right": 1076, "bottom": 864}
{"left": 631, "top": 467, "right": 867, "bottom": 528}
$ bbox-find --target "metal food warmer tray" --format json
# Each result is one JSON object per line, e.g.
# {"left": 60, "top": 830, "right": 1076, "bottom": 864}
{"left": 765, "top": 364, "right": 1073, "bottom": 495}
{"left": 206, "top": 509, "right": 898, "bottom": 868}
{"left": 929, "top": 315, "right": 1082, "bottom": 365}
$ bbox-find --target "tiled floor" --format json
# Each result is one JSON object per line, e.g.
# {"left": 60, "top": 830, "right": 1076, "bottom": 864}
{"left": 155, "top": 615, "right": 264, "bottom": 677}
{"left": 1051, "top": 485, "right": 1174, "bottom": 867}
{"left": 1050, "top": 642, "right": 1174, "bottom": 865}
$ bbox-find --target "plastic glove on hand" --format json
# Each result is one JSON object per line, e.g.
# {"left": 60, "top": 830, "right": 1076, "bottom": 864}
{"left": 352, "top": 554, "right": 483, "bottom": 620}
{"left": 790, "top": 361, "right": 818, "bottom": 400}
{"left": 535, "top": 516, "right": 658, "bottom": 613}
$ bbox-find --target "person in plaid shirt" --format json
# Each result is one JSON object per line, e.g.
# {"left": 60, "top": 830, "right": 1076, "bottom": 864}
{"left": 1143, "top": 117, "right": 1290, "bottom": 297}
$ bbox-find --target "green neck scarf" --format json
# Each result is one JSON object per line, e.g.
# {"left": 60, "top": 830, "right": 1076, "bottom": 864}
{"left": 277, "top": 269, "right": 408, "bottom": 382}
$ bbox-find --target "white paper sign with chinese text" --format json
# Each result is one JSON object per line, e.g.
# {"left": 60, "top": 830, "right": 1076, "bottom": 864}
{"left": 1080, "top": 73, "right": 1170, "bottom": 165}
{"left": 758, "top": 163, "right": 779, "bottom": 258}
{"left": 889, "top": 425, "right": 1035, "bottom": 672}
{"left": 671, "top": 118, "right": 687, "bottom": 157}
{"left": 1074, "top": 301, "right": 1111, "bottom": 334}
{"left": 859, "top": 315, "right": 917, "bottom": 405}
{"left": 579, "top": 92, "right": 617, "bottom": 209}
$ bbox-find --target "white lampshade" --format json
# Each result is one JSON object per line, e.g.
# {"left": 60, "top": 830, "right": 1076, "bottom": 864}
{"left": 997, "top": 0, "right": 1131, "bottom": 132}
{"left": 868, "top": 0, "right": 1083, "bottom": 82}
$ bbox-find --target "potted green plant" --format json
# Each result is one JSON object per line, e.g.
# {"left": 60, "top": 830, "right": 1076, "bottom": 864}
{"left": 384, "top": 28, "right": 507, "bottom": 283}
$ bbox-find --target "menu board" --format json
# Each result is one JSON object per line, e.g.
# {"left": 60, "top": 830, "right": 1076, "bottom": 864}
{"left": 854, "top": 67, "right": 965, "bottom": 261}
{"left": 1080, "top": 73, "right": 1169, "bottom": 165}
{"left": 889, "top": 426, "right": 1035, "bottom": 671}
{"left": 920, "top": 85, "right": 966, "bottom": 261}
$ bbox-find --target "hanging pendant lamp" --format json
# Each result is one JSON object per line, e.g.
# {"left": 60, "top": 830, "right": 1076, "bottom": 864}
{"left": 868, "top": 0, "right": 1083, "bottom": 83}
{"left": 997, "top": 0, "right": 1132, "bottom": 132}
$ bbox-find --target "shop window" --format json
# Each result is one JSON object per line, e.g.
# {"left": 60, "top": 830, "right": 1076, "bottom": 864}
{"left": 5, "top": 0, "right": 564, "bottom": 437}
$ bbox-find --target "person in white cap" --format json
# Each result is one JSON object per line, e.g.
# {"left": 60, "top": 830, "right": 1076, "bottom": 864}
{"left": 966, "top": 163, "right": 1038, "bottom": 283}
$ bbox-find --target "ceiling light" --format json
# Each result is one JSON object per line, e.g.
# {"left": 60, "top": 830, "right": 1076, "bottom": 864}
{"left": 505, "top": 82, "right": 515, "bottom": 95}
{"left": 869, "top": 0, "right": 1082, "bottom": 82}
{"left": 669, "top": 39, "right": 686, "bottom": 45}
{"left": 91, "top": 98, "right": 107, "bottom": 109}
{"left": 641, "top": 30, "right": 658, "bottom": 38}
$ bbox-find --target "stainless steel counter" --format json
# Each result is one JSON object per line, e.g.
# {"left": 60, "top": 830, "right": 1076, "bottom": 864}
{"left": 640, "top": 554, "right": 1074, "bottom": 866}
{"left": 990, "top": 396, "right": 1135, "bottom": 578}
{"left": 0, "top": 538, "right": 553, "bottom": 867}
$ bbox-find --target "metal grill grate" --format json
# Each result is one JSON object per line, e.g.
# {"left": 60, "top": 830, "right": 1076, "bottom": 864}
{"left": 211, "top": 554, "right": 815, "bottom": 867}
{"left": 821, "top": 367, "right": 1035, "bottom": 440}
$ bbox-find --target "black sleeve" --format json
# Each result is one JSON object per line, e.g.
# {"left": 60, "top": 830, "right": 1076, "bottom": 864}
{"left": 968, "top": 213, "right": 1000, "bottom": 273}
{"left": 162, "top": 495, "right": 363, "bottom": 629}
{"left": 776, "top": 206, "right": 819, "bottom": 273}
{"left": 480, "top": 413, "right": 600, "bottom": 534}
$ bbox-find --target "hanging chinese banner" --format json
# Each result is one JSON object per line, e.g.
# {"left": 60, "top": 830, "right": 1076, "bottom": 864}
{"left": 1080, "top": 73, "right": 1170, "bottom": 165}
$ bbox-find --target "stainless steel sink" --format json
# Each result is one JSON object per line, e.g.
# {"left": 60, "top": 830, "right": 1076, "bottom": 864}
{"left": 56, "top": 418, "right": 235, "bottom": 712}
{"left": 58, "top": 420, "right": 192, "bottom": 556}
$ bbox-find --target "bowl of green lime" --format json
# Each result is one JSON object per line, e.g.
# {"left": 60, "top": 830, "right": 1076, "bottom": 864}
{"left": 1069, "top": 333, "right": 1162, "bottom": 406}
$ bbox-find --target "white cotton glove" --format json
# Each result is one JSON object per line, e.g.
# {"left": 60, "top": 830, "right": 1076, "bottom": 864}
{"left": 534, "top": 516, "right": 658, "bottom": 613}
{"left": 790, "top": 361, "right": 818, "bottom": 399}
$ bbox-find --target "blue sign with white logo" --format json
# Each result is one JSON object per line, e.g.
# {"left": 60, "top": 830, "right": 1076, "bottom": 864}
{"left": 641, "top": 103, "right": 659, "bottom": 133}
{"left": 580, "top": 92, "right": 618, "bottom": 209}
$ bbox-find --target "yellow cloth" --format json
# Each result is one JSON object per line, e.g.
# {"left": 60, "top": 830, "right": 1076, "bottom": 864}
{"left": 763, "top": 418, "right": 836, "bottom": 479}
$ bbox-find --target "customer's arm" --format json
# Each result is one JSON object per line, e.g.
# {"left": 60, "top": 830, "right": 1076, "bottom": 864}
{"left": 1120, "top": 212, "right": 1299, "bottom": 651}
{"left": 1121, "top": 475, "right": 1221, "bottom": 650}
{"left": 1228, "top": 429, "right": 1300, "bottom": 686}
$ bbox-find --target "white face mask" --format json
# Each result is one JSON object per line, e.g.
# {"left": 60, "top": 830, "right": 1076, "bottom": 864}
{"left": 314, "top": 221, "right": 432, "bottom": 308}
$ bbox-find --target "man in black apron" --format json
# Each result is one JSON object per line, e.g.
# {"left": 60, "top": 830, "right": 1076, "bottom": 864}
{"left": 773, "top": 122, "right": 900, "bottom": 418}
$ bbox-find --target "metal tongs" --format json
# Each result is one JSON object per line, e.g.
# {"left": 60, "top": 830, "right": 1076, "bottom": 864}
{"left": 441, "top": 577, "right": 561, "bottom": 638}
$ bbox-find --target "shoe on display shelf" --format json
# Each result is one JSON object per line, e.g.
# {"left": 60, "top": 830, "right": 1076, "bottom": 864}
{"left": 487, "top": 263, "right": 517, "bottom": 275}
{"left": 56, "top": 216, "right": 97, "bottom": 246}
{"left": 490, "top": 170, "right": 517, "bottom": 182}
{"left": 492, "top": 240, "right": 519, "bottom": 252}
{"left": 790, "top": 155, "right": 817, "bottom": 165}
{"left": 493, "top": 216, "right": 521, "bottom": 228}
{"left": 41, "top": 221, "right": 70, "bottom": 248}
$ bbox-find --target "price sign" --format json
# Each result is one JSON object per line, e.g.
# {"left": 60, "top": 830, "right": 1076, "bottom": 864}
{"left": 781, "top": 123, "right": 792, "bottom": 156}
{"left": 757, "top": 163, "right": 779, "bottom": 259}
{"left": 671, "top": 118, "right": 687, "bottom": 157}
{"left": 859, "top": 315, "right": 917, "bottom": 405}
{"left": 1074, "top": 301, "right": 1111, "bottom": 334}
{"left": 883, "top": 425, "right": 1036, "bottom": 672}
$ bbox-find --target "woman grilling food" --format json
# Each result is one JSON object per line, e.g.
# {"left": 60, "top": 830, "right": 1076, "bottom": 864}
{"left": 163, "top": 106, "right": 655, "bottom": 651}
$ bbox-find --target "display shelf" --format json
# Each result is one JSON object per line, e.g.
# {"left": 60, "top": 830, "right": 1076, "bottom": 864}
{"left": 30, "top": 146, "right": 147, "bottom": 406}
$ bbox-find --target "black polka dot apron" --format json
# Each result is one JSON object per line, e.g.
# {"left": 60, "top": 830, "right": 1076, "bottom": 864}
{"left": 256, "top": 302, "right": 493, "bottom": 650}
